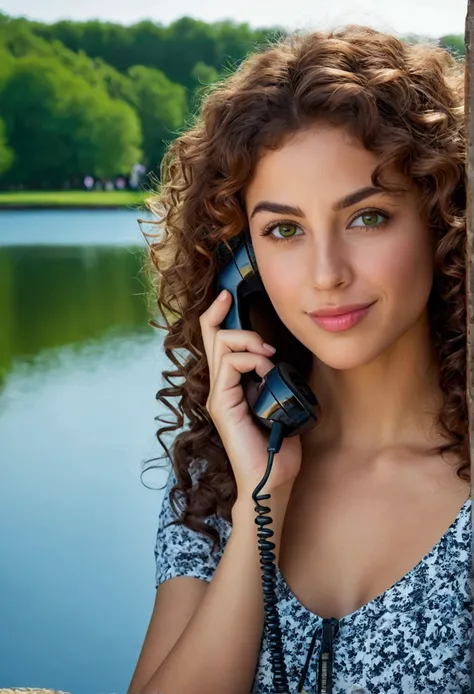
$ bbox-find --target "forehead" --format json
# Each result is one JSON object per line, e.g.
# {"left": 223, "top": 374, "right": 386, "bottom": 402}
{"left": 244, "top": 125, "right": 385, "bottom": 209}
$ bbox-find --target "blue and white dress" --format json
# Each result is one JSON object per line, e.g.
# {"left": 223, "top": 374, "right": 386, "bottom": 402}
{"left": 154, "top": 467, "right": 472, "bottom": 694}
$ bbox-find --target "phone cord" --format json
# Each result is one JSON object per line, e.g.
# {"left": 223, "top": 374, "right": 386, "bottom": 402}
{"left": 252, "top": 421, "right": 289, "bottom": 694}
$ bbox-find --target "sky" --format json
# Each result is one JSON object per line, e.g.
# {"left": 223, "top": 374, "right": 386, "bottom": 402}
{"left": 0, "top": 0, "right": 468, "bottom": 38}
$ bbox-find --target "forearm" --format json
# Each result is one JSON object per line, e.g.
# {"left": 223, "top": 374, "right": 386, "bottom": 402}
{"left": 140, "top": 497, "right": 287, "bottom": 694}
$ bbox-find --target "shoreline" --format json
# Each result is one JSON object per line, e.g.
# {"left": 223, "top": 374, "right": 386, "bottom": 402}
{"left": 0, "top": 204, "right": 145, "bottom": 211}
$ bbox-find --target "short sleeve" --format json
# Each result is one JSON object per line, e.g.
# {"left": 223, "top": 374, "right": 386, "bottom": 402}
{"left": 154, "top": 466, "right": 231, "bottom": 588}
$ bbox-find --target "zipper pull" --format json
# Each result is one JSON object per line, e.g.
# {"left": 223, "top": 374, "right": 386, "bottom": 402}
{"left": 317, "top": 617, "right": 339, "bottom": 694}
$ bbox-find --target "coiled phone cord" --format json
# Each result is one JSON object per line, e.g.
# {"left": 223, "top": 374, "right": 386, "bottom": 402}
{"left": 251, "top": 421, "right": 289, "bottom": 694}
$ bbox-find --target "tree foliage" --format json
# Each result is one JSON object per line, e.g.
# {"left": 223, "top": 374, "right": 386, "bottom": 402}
{"left": 0, "top": 11, "right": 465, "bottom": 189}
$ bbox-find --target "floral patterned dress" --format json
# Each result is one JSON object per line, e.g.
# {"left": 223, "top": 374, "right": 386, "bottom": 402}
{"left": 154, "top": 468, "right": 472, "bottom": 694}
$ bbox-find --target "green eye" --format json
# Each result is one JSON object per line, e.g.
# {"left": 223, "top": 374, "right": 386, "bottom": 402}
{"left": 362, "top": 213, "right": 378, "bottom": 225}
{"left": 277, "top": 224, "right": 298, "bottom": 238}
{"left": 350, "top": 211, "right": 388, "bottom": 228}
{"left": 263, "top": 222, "right": 302, "bottom": 241}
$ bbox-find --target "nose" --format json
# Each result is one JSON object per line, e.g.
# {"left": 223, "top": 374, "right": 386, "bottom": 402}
{"left": 308, "top": 235, "right": 352, "bottom": 291}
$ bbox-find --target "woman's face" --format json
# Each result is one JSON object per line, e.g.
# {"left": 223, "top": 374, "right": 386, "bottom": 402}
{"left": 244, "top": 124, "right": 434, "bottom": 370}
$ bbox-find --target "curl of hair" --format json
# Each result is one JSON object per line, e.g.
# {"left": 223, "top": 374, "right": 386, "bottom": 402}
{"left": 140, "top": 25, "right": 468, "bottom": 550}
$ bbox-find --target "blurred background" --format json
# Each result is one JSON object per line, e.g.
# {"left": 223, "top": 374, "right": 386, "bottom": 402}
{"left": 0, "top": 1, "right": 467, "bottom": 693}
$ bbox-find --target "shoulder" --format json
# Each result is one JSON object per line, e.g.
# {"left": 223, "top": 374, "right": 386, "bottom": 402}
{"left": 154, "top": 464, "right": 232, "bottom": 588}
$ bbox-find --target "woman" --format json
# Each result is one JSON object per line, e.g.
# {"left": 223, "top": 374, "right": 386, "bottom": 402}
{"left": 128, "top": 25, "right": 471, "bottom": 694}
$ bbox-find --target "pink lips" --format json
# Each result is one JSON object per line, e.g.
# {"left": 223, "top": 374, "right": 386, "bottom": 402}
{"left": 309, "top": 302, "right": 375, "bottom": 332}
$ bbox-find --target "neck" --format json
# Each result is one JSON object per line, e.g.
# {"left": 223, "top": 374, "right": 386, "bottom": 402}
{"left": 306, "top": 312, "right": 443, "bottom": 453}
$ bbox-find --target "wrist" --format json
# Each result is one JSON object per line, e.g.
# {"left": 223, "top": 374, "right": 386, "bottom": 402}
{"left": 231, "top": 486, "right": 291, "bottom": 535}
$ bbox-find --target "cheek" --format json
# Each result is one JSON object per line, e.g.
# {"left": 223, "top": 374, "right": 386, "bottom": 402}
{"left": 259, "top": 260, "right": 301, "bottom": 309}
{"left": 359, "top": 230, "right": 433, "bottom": 303}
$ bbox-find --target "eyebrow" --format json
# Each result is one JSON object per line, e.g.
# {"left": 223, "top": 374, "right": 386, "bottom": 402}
{"left": 249, "top": 186, "right": 383, "bottom": 219}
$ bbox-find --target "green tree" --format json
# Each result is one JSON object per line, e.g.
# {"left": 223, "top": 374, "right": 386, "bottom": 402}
{"left": 191, "top": 60, "right": 219, "bottom": 86}
{"left": 0, "top": 42, "right": 14, "bottom": 91}
{"left": 31, "top": 16, "right": 283, "bottom": 92}
{"left": 0, "top": 43, "right": 14, "bottom": 175}
{"left": 127, "top": 65, "right": 186, "bottom": 173}
{"left": 0, "top": 119, "right": 14, "bottom": 175}
{"left": 439, "top": 34, "right": 465, "bottom": 57}
{"left": 1, "top": 55, "right": 142, "bottom": 187}
{"left": 77, "top": 89, "right": 143, "bottom": 179}
{"left": 213, "top": 19, "right": 283, "bottom": 72}
{"left": 190, "top": 61, "right": 220, "bottom": 111}
{"left": 0, "top": 11, "right": 463, "bottom": 191}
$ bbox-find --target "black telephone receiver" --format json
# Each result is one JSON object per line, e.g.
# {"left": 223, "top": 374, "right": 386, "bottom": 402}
{"left": 216, "top": 232, "right": 321, "bottom": 438}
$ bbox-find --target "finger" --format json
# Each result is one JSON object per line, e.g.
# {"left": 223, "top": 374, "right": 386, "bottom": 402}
{"left": 211, "top": 351, "right": 275, "bottom": 406}
{"left": 199, "top": 289, "right": 232, "bottom": 383}
{"left": 211, "top": 329, "right": 276, "bottom": 385}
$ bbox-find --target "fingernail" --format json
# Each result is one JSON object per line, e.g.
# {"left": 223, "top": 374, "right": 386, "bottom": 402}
{"left": 262, "top": 342, "right": 276, "bottom": 354}
{"left": 218, "top": 289, "right": 228, "bottom": 301}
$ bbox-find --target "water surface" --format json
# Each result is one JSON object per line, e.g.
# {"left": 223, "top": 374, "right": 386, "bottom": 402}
{"left": 0, "top": 209, "right": 172, "bottom": 693}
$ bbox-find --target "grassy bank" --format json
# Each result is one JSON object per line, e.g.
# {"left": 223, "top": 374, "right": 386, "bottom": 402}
{"left": 0, "top": 190, "right": 149, "bottom": 209}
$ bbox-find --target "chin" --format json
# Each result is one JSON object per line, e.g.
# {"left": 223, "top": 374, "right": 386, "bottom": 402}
{"left": 313, "top": 349, "right": 383, "bottom": 371}
{"left": 303, "top": 333, "right": 400, "bottom": 371}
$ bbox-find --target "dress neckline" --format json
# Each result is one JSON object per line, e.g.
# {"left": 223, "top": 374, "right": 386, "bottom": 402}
{"left": 275, "top": 496, "right": 471, "bottom": 623}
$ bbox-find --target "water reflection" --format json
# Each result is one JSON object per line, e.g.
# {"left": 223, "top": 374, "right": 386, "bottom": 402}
{"left": 0, "top": 244, "right": 152, "bottom": 385}
{"left": 0, "top": 212, "right": 171, "bottom": 693}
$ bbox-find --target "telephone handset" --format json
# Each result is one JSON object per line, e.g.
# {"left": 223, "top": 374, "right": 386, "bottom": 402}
{"left": 216, "top": 233, "right": 321, "bottom": 436}
{"left": 216, "top": 233, "right": 322, "bottom": 693}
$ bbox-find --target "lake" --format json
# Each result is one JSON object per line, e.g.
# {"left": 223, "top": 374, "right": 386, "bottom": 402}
{"left": 0, "top": 209, "right": 174, "bottom": 693}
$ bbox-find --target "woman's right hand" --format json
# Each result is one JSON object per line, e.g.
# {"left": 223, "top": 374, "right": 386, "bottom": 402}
{"left": 199, "top": 288, "right": 303, "bottom": 505}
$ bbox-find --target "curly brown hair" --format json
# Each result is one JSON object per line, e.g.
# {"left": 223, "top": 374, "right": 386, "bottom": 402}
{"left": 139, "top": 24, "right": 468, "bottom": 550}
